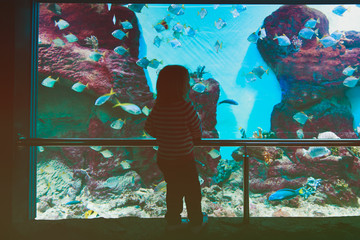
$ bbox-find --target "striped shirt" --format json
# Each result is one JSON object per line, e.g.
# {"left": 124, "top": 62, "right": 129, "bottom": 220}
{"left": 144, "top": 99, "right": 202, "bottom": 160}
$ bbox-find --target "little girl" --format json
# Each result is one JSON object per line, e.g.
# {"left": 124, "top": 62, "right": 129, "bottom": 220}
{"left": 145, "top": 65, "right": 207, "bottom": 233}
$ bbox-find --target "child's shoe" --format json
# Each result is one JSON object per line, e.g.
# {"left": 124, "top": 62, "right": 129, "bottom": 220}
{"left": 189, "top": 212, "right": 208, "bottom": 234}
{"left": 165, "top": 218, "right": 190, "bottom": 232}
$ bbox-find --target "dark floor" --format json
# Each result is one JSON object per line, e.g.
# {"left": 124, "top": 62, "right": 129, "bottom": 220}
{"left": 8, "top": 217, "right": 360, "bottom": 240}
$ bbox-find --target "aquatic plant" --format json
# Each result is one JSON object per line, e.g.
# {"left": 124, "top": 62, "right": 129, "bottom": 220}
{"left": 262, "top": 151, "right": 273, "bottom": 165}
{"left": 84, "top": 35, "right": 99, "bottom": 50}
{"left": 252, "top": 127, "right": 263, "bottom": 138}
{"left": 330, "top": 147, "right": 340, "bottom": 156}
{"left": 334, "top": 179, "right": 349, "bottom": 191}
{"left": 192, "top": 65, "right": 208, "bottom": 79}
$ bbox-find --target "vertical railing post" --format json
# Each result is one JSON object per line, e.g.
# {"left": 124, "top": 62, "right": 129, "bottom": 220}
{"left": 243, "top": 145, "right": 250, "bottom": 224}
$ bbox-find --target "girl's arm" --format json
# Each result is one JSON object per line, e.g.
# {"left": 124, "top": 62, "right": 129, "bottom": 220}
{"left": 187, "top": 103, "right": 202, "bottom": 141}
{"left": 144, "top": 111, "right": 157, "bottom": 137}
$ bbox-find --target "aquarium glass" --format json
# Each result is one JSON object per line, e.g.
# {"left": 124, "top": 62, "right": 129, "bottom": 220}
{"left": 36, "top": 2, "right": 360, "bottom": 219}
{"left": 247, "top": 146, "right": 360, "bottom": 217}
{"left": 35, "top": 146, "right": 243, "bottom": 219}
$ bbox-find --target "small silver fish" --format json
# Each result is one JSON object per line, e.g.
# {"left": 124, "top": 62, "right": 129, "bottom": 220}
{"left": 230, "top": 8, "right": 240, "bottom": 18}
{"left": 319, "top": 36, "right": 338, "bottom": 48}
{"left": 63, "top": 33, "right": 78, "bottom": 43}
{"left": 112, "top": 29, "right": 128, "bottom": 40}
{"left": 192, "top": 82, "right": 207, "bottom": 93}
{"left": 198, "top": 8, "right": 207, "bottom": 19}
{"left": 113, "top": 99, "right": 142, "bottom": 115}
{"left": 95, "top": 88, "right": 115, "bottom": 106}
{"left": 38, "top": 146, "right": 45, "bottom": 152}
{"left": 71, "top": 82, "right": 88, "bottom": 93}
{"left": 296, "top": 129, "right": 304, "bottom": 139}
{"left": 343, "top": 76, "right": 359, "bottom": 88}
{"left": 121, "top": 20, "right": 133, "bottom": 30}
{"left": 330, "top": 30, "right": 344, "bottom": 41}
{"left": 169, "top": 38, "right": 181, "bottom": 48}
{"left": 114, "top": 46, "right": 129, "bottom": 55}
{"left": 304, "top": 18, "right": 320, "bottom": 28}
{"left": 293, "top": 112, "right": 310, "bottom": 125}
{"left": 214, "top": 40, "right": 222, "bottom": 53}
{"left": 208, "top": 148, "right": 220, "bottom": 159}
{"left": 112, "top": 15, "right": 116, "bottom": 25}
{"left": 89, "top": 51, "right": 103, "bottom": 62}
{"left": 332, "top": 5, "right": 348, "bottom": 16}
{"left": 172, "top": 22, "right": 184, "bottom": 33}
{"left": 107, "top": 3, "right": 111, "bottom": 11}
{"left": 110, "top": 119, "right": 125, "bottom": 130}
{"left": 47, "top": 3, "right": 61, "bottom": 15}
{"left": 214, "top": 4, "right": 220, "bottom": 9}
{"left": 41, "top": 76, "right": 59, "bottom": 88}
{"left": 100, "top": 149, "right": 113, "bottom": 158}
{"left": 258, "top": 28, "right": 266, "bottom": 40}
{"left": 55, "top": 19, "right": 69, "bottom": 30}
{"left": 136, "top": 57, "right": 150, "bottom": 68}
{"left": 120, "top": 160, "right": 131, "bottom": 170}
{"left": 153, "top": 36, "right": 162, "bottom": 48}
{"left": 234, "top": 5, "right": 247, "bottom": 13}
{"left": 303, "top": 147, "right": 330, "bottom": 158}
{"left": 127, "top": 4, "right": 147, "bottom": 13}
{"left": 245, "top": 72, "right": 257, "bottom": 82}
{"left": 184, "top": 26, "right": 196, "bottom": 37}
{"left": 90, "top": 146, "right": 102, "bottom": 151}
{"left": 168, "top": 4, "right": 185, "bottom": 15}
{"left": 273, "top": 34, "right": 291, "bottom": 46}
{"left": 148, "top": 59, "right": 163, "bottom": 69}
{"left": 299, "top": 28, "right": 318, "bottom": 40}
{"left": 154, "top": 23, "right": 166, "bottom": 33}
{"left": 215, "top": 18, "right": 227, "bottom": 30}
{"left": 247, "top": 32, "right": 259, "bottom": 43}
{"left": 251, "top": 66, "right": 269, "bottom": 79}
{"left": 342, "top": 66, "right": 357, "bottom": 76}
{"left": 142, "top": 106, "right": 151, "bottom": 116}
{"left": 52, "top": 38, "right": 65, "bottom": 47}
{"left": 317, "top": 131, "right": 340, "bottom": 139}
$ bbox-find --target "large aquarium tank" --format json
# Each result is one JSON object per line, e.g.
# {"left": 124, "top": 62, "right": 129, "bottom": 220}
{"left": 36, "top": 2, "right": 360, "bottom": 220}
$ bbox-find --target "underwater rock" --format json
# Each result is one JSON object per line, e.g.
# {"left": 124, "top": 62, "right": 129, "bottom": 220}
{"left": 322, "top": 181, "right": 359, "bottom": 207}
{"left": 272, "top": 208, "right": 291, "bottom": 217}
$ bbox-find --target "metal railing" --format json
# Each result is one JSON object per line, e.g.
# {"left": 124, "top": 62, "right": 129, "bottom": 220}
{"left": 18, "top": 137, "right": 360, "bottom": 223}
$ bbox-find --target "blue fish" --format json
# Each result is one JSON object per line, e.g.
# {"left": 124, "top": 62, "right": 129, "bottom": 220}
{"left": 63, "top": 33, "right": 78, "bottom": 43}
{"left": 273, "top": 34, "right": 291, "bottom": 46}
{"left": 114, "top": 46, "right": 128, "bottom": 55}
{"left": 318, "top": 36, "right": 338, "bottom": 48}
{"left": 127, "top": 4, "right": 147, "bottom": 13}
{"left": 304, "top": 18, "right": 319, "bottom": 28}
{"left": 168, "top": 4, "right": 185, "bottom": 15}
{"left": 218, "top": 99, "right": 239, "bottom": 105}
{"left": 153, "top": 36, "right": 162, "bottom": 48}
{"left": 95, "top": 88, "right": 115, "bottom": 106}
{"left": 121, "top": 20, "right": 133, "bottom": 30}
{"left": 299, "top": 28, "right": 318, "bottom": 40}
{"left": 268, "top": 188, "right": 302, "bottom": 201}
{"left": 332, "top": 5, "right": 348, "bottom": 16}
{"left": 65, "top": 200, "right": 82, "bottom": 205}
{"left": 112, "top": 29, "right": 128, "bottom": 40}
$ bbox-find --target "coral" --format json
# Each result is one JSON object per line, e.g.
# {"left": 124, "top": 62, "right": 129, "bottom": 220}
{"left": 272, "top": 208, "right": 291, "bottom": 217}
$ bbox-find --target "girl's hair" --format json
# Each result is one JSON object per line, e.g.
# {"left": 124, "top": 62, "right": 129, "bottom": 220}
{"left": 156, "top": 65, "right": 190, "bottom": 102}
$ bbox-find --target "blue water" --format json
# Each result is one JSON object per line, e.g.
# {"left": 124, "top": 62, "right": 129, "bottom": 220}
{"left": 136, "top": 4, "right": 360, "bottom": 159}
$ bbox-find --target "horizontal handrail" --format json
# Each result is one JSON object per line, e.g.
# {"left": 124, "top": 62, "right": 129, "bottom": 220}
{"left": 17, "top": 137, "right": 360, "bottom": 147}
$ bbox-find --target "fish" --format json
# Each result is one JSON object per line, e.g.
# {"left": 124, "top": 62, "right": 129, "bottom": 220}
{"left": 142, "top": 106, "right": 151, "bottom": 116}
{"left": 136, "top": 57, "right": 150, "bottom": 68}
{"left": 90, "top": 146, "right": 102, "bottom": 151}
{"left": 113, "top": 99, "right": 142, "bottom": 115}
{"left": 55, "top": 19, "right": 69, "bottom": 30}
{"left": 172, "top": 22, "right": 184, "bottom": 33}
{"left": 47, "top": 3, "right": 61, "bottom": 15}
{"left": 342, "top": 66, "right": 357, "bottom": 76}
{"left": 168, "top": 4, "right": 185, "bottom": 15}
{"left": 65, "top": 200, "right": 82, "bottom": 205}
{"left": 63, "top": 33, "right": 78, "bottom": 43}
{"left": 153, "top": 36, "right": 162, "bottom": 48}
{"left": 251, "top": 66, "right": 269, "bottom": 79}
{"left": 293, "top": 111, "right": 310, "bottom": 125}
{"left": 214, "top": 40, "right": 223, "bottom": 53}
{"left": 268, "top": 188, "right": 302, "bottom": 201}
{"left": 114, "top": 46, "right": 129, "bottom": 55}
{"left": 71, "top": 82, "right": 88, "bottom": 93}
{"left": 89, "top": 51, "right": 104, "bottom": 62}
{"left": 41, "top": 76, "right": 59, "bottom": 88}
{"left": 239, "top": 127, "right": 246, "bottom": 138}
{"left": 100, "top": 149, "right": 113, "bottom": 158}
{"left": 38, "top": 146, "right": 45, "bottom": 152}
{"left": 214, "top": 4, "right": 220, "bottom": 10}
{"left": 296, "top": 129, "right": 304, "bottom": 139}
{"left": 52, "top": 38, "right": 65, "bottom": 47}
{"left": 127, "top": 4, "right": 148, "bottom": 13}
{"left": 343, "top": 76, "right": 359, "bottom": 88}
{"left": 317, "top": 131, "right": 340, "bottom": 139}
{"left": 112, "top": 15, "right": 116, "bottom": 25}
{"left": 110, "top": 118, "right": 126, "bottom": 130}
{"left": 148, "top": 59, "right": 163, "bottom": 69}
{"left": 330, "top": 30, "right": 344, "bottom": 41}
{"left": 304, "top": 18, "right": 320, "bottom": 28}
{"left": 106, "top": 3, "right": 111, "bottom": 11}
{"left": 121, "top": 20, "right": 133, "bottom": 30}
{"left": 153, "top": 146, "right": 159, "bottom": 151}
{"left": 318, "top": 36, "right": 338, "bottom": 48}
{"left": 184, "top": 26, "right": 196, "bottom": 37}
{"left": 215, "top": 18, "right": 227, "bottom": 30}
{"left": 247, "top": 32, "right": 259, "bottom": 43}
{"left": 198, "top": 8, "right": 207, "bottom": 19}
{"left": 208, "top": 148, "right": 220, "bottom": 159}
{"left": 195, "top": 159, "right": 205, "bottom": 167}
{"left": 245, "top": 72, "right": 257, "bottom": 82}
{"left": 154, "top": 23, "right": 166, "bottom": 33}
{"left": 332, "top": 5, "right": 348, "bottom": 16}
{"left": 95, "top": 88, "right": 116, "bottom": 106}
{"left": 230, "top": 8, "right": 240, "bottom": 18}
{"left": 192, "top": 82, "right": 207, "bottom": 93}
{"left": 104, "top": 176, "right": 119, "bottom": 188}
{"left": 218, "top": 99, "right": 238, "bottom": 105}
{"left": 169, "top": 38, "right": 181, "bottom": 48}
{"left": 234, "top": 4, "right": 247, "bottom": 13}
{"left": 84, "top": 210, "right": 98, "bottom": 219}
{"left": 120, "top": 160, "right": 131, "bottom": 170}
{"left": 154, "top": 180, "right": 167, "bottom": 193}
{"left": 273, "top": 34, "right": 291, "bottom": 46}
{"left": 303, "top": 147, "right": 331, "bottom": 158}
{"left": 112, "top": 29, "right": 128, "bottom": 40}
{"left": 198, "top": 176, "right": 204, "bottom": 185}
{"left": 258, "top": 28, "right": 266, "bottom": 40}
{"left": 299, "top": 28, "right": 318, "bottom": 40}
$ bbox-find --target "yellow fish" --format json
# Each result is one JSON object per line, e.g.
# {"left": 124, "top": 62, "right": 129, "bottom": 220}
{"left": 84, "top": 210, "right": 98, "bottom": 219}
